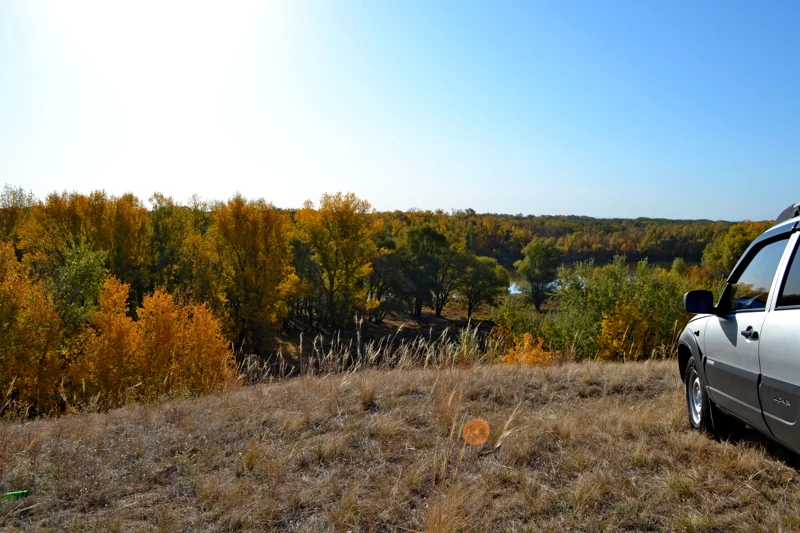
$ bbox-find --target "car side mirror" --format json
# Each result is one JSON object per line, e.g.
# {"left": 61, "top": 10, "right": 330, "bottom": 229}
{"left": 684, "top": 290, "right": 715, "bottom": 314}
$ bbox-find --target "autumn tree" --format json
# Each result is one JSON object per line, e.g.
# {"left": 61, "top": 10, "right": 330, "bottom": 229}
{"left": 175, "top": 197, "right": 227, "bottom": 313}
{"left": 72, "top": 277, "right": 140, "bottom": 404}
{"left": 0, "top": 242, "right": 63, "bottom": 414}
{"left": 457, "top": 255, "right": 510, "bottom": 318}
{"left": 211, "top": 195, "right": 297, "bottom": 356}
{"left": 135, "top": 289, "right": 235, "bottom": 398}
{"left": 0, "top": 185, "right": 36, "bottom": 257}
{"left": 175, "top": 301, "right": 236, "bottom": 395}
{"left": 702, "top": 221, "right": 773, "bottom": 276}
{"left": 18, "top": 191, "right": 111, "bottom": 276}
{"left": 17, "top": 191, "right": 151, "bottom": 306}
{"left": 295, "top": 192, "right": 378, "bottom": 328}
{"left": 514, "top": 237, "right": 563, "bottom": 311}
{"left": 74, "top": 277, "right": 234, "bottom": 407}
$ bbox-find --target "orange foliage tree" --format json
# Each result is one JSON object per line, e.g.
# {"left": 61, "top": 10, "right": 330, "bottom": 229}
{"left": 0, "top": 242, "right": 63, "bottom": 413}
{"left": 74, "top": 277, "right": 235, "bottom": 407}
{"left": 18, "top": 191, "right": 152, "bottom": 305}
{"left": 71, "top": 276, "right": 140, "bottom": 403}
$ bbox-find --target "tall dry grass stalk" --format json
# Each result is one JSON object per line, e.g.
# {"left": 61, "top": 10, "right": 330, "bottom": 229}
{"left": 238, "top": 321, "right": 507, "bottom": 384}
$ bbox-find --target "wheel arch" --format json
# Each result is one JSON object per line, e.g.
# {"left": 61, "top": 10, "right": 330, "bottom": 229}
{"left": 678, "top": 324, "right": 706, "bottom": 384}
{"left": 678, "top": 342, "right": 693, "bottom": 383}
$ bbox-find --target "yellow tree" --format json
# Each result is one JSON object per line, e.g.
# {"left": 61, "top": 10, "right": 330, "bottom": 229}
{"left": 18, "top": 191, "right": 111, "bottom": 274}
{"left": 18, "top": 191, "right": 151, "bottom": 306}
{"left": 0, "top": 243, "right": 63, "bottom": 414}
{"left": 73, "top": 276, "right": 139, "bottom": 405}
{"left": 177, "top": 302, "right": 236, "bottom": 394}
{"left": 295, "top": 193, "right": 378, "bottom": 328}
{"left": 74, "top": 277, "right": 234, "bottom": 407}
{"left": 211, "top": 195, "right": 297, "bottom": 356}
{"left": 0, "top": 185, "right": 36, "bottom": 256}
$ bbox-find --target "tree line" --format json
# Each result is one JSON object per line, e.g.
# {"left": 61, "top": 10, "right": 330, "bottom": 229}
{"left": 0, "top": 184, "right": 769, "bottom": 412}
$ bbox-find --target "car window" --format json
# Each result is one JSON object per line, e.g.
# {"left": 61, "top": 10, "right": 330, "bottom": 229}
{"left": 730, "top": 238, "right": 788, "bottom": 311}
{"left": 777, "top": 240, "right": 800, "bottom": 308}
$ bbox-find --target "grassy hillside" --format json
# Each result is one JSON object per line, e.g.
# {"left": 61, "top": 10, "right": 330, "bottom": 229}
{"left": 2, "top": 361, "right": 799, "bottom": 532}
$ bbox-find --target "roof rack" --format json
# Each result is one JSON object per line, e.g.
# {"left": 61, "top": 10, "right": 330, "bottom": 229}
{"left": 775, "top": 203, "right": 800, "bottom": 226}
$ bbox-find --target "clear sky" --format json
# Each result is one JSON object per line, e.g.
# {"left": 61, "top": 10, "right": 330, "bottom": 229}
{"left": 1, "top": 1, "right": 798, "bottom": 220}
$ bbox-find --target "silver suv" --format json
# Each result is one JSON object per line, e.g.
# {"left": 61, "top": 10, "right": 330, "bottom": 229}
{"left": 680, "top": 203, "right": 800, "bottom": 452}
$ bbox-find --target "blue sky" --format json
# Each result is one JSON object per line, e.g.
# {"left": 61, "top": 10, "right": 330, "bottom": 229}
{"left": 1, "top": 1, "right": 797, "bottom": 220}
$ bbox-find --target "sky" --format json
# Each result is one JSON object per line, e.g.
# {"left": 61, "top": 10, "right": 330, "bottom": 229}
{"left": 1, "top": 1, "right": 798, "bottom": 221}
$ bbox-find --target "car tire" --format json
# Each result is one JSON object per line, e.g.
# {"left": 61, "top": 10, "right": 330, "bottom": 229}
{"left": 685, "top": 358, "right": 712, "bottom": 431}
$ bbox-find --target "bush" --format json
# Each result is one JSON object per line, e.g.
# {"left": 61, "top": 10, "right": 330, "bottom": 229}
{"left": 494, "top": 256, "right": 724, "bottom": 361}
{"left": 502, "top": 333, "right": 554, "bottom": 366}
{"left": 72, "top": 277, "right": 236, "bottom": 409}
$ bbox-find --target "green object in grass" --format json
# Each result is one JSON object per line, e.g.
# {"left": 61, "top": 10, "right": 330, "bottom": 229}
{"left": 2, "top": 490, "right": 29, "bottom": 500}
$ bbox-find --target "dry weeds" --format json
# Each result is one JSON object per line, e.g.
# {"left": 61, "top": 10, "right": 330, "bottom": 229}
{"left": 2, "top": 361, "right": 800, "bottom": 532}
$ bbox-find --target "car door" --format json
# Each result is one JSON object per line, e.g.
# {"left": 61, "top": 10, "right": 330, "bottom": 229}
{"left": 703, "top": 236, "right": 790, "bottom": 431}
{"left": 759, "top": 233, "right": 800, "bottom": 451}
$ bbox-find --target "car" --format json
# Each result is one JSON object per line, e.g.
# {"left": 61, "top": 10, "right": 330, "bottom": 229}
{"left": 679, "top": 202, "right": 800, "bottom": 452}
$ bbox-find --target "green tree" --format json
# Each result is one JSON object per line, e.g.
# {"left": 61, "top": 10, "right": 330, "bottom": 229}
{"left": 50, "top": 245, "right": 108, "bottom": 335}
{"left": 365, "top": 235, "right": 412, "bottom": 324}
{"left": 290, "top": 237, "right": 324, "bottom": 329}
{"left": 430, "top": 237, "right": 469, "bottom": 318}
{"left": 403, "top": 223, "right": 445, "bottom": 316}
{"left": 670, "top": 257, "right": 688, "bottom": 276}
{"left": 149, "top": 193, "right": 191, "bottom": 293}
{"left": 514, "top": 237, "right": 563, "bottom": 311}
{"left": 402, "top": 223, "right": 472, "bottom": 318}
{"left": 457, "top": 255, "right": 510, "bottom": 318}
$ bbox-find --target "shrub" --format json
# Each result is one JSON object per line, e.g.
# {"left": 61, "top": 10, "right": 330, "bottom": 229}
{"left": 503, "top": 333, "right": 554, "bottom": 366}
{"left": 73, "top": 277, "right": 235, "bottom": 408}
{"left": 71, "top": 277, "right": 140, "bottom": 405}
{"left": 495, "top": 255, "right": 724, "bottom": 361}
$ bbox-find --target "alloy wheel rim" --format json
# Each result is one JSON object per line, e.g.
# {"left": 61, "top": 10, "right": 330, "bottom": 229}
{"left": 690, "top": 374, "right": 702, "bottom": 425}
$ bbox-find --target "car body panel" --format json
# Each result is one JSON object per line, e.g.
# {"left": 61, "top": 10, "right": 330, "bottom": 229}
{"left": 701, "top": 234, "right": 792, "bottom": 432}
{"left": 703, "top": 311, "right": 768, "bottom": 431}
{"left": 680, "top": 212, "right": 800, "bottom": 455}
{"left": 758, "top": 234, "right": 800, "bottom": 451}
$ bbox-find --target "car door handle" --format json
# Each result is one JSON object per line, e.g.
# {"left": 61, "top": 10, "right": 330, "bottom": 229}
{"left": 741, "top": 326, "right": 759, "bottom": 341}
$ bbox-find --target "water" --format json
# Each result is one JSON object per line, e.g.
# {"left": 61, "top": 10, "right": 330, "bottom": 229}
{"left": 509, "top": 281, "right": 522, "bottom": 294}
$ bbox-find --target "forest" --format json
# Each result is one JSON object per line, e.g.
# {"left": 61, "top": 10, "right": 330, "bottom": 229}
{"left": 0, "top": 185, "right": 772, "bottom": 414}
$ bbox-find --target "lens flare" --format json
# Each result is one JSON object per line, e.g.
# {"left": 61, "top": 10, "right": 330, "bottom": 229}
{"left": 463, "top": 418, "right": 490, "bottom": 446}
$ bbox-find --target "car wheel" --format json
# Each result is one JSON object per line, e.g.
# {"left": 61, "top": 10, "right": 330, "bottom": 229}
{"left": 685, "top": 359, "right": 712, "bottom": 431}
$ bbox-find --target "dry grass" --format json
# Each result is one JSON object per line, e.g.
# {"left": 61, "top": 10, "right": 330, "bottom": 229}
{"left": 2, "top": 361, "right": 800, "bottom": 531}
